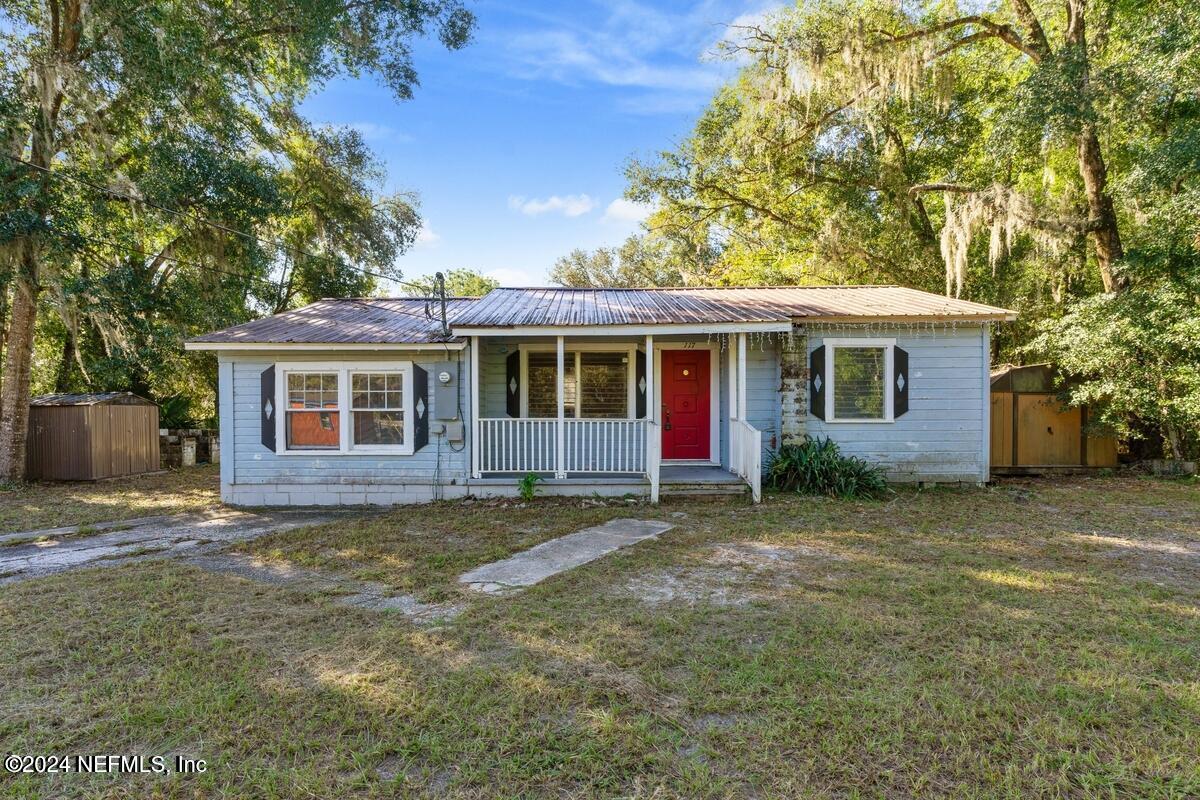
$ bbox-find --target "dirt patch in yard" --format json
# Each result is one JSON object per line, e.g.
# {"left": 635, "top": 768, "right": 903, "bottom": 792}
{"left": 1065, "top": 531, "right": 1200, "bottom": 590}
{"left": 624, "top": 540, "right": 848, "bottom": 606}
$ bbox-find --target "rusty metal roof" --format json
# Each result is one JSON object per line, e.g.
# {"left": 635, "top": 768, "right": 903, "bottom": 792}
{"left": 31, "top": 392, "right": 154, "bottom": 406}
{"left": 189, "top": 287, "right": 1014, "bottom": 346}
{"left": 451, "top": 286, "right": 1015, "bottom": 328}
{"left": 189, "top": 297, "right": 478, "bottom": 345}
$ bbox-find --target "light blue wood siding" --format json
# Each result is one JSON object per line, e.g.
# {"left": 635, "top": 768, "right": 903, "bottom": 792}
{"left": 806, "top": 325, "right": 988, "bottom": 482}
{"left": 221, "top": 350, "right": 469, "bottom": 487}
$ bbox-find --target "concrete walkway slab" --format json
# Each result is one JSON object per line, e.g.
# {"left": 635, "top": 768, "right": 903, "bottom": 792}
{"left": 0, "top": 509, "right": 350, "bottom": 585}
{"left": 459, "top": 518, "right": 674, "bottom": 595}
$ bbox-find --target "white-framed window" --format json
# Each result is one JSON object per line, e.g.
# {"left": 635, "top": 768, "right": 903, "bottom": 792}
{"left": 285, "top": 371, "right": 341, "bottom": 450}
{"left": 350, "top": 371, "right": 407, "bottom": 449}
{"left": 824, "top": 338, "right": 894, "bottom": 423}
{"left": 519, "top": 343, "right": 636, "bottom": 419}
{"left": 277, "top": 361, "right": 415, "bottom": 454}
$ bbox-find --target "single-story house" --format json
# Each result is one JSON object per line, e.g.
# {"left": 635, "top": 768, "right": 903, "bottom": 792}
{"left": 185, "top": 285, "right": 1015, "bottom": 505}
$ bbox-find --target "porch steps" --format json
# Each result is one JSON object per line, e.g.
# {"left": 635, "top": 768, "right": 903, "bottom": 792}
{"left": 659, "top": 482, "right": 749, "bottom": 499}
{"left": 658, "top": 465, "right": 750, "bottom": 499}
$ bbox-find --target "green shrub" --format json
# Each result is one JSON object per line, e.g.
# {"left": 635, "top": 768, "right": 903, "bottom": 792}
{"left": 766, "top": 436, "right": 888, "bottom": 500}
{"left": 157, "top": 394, "right": 196, "bottom": 429}
{"left": 517, "top": 472, "right": 542, "bottom": 502}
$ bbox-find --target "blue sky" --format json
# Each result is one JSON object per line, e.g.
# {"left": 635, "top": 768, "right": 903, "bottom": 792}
{"left": 299, "top": 0, "right": 781, "bottom": 289}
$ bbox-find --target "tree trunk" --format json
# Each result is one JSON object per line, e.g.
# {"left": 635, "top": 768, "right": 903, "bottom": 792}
{"left": 54, "top": 330, "right": 76, "bottom": 392}
{"left": 0, "top": 274, "right": 40, "bottom": 481}
{"left": 1064, "top": 0, "right": 1126, "bottom": 293}
{"left": 1077, "top": 125, "right": 1126, "bottom": 292}
{"left": 0, "top": 277, "right": 9, "bottom": 422}
{"left": 1163, "top": 420, "right": 1184, "bottom": 461}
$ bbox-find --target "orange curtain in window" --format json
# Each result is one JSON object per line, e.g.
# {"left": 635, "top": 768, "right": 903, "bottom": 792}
{"left": 287, "top": 411, "right": 340, "bottom": 448}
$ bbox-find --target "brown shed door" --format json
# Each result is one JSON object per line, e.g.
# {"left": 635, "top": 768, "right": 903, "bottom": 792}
{"left": 1016, "top": 395, "right": 1082, "bottom": 466}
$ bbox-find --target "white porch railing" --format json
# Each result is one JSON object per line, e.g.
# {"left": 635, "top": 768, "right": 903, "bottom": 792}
{"left": 730, "top": 418, "right": 763, "bottom": 503}
{"left": 476, "top": 418, "right": 557, "bottom": 473}
{"left": 477, "top": 418, "right": 648, "bottom": 475}
{"left": 564, "top": 419, "right": 646, "bottom": 473}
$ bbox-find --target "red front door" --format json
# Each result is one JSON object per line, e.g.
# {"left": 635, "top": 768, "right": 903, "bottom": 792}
{"left": 661, "top": 349, "right": 711, "bottom": 460}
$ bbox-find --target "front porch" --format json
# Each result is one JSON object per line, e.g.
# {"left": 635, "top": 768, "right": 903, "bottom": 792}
{"left": 467, "top": 332, "right": 767, "bottom": 502}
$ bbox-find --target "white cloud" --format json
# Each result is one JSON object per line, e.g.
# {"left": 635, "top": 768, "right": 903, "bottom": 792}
{"left": 414, "top": 222, "right": 440, "bottom": 248}
{"left": 496, "top": 2, "right": 770, "bottom": 113}
{"left": 508, "top": 194, "right": 597, "bottom": 217}
{"left": 602, "top": 198, "right": 653, "bottom": 223}
{"left": 507, "top": 30, "right": 723, "bottom": 93}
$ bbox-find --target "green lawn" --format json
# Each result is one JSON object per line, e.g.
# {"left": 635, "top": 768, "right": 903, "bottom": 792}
{"left": 1, "top": 476, "right": 1198, "bottom": 798}
{"left": 0, "top": 465, "right": 220, "bottom": 534}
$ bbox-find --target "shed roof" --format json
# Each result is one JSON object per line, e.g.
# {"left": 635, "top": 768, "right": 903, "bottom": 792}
{"left": 188, "top": 297, "right": 478, "bottom": 345}
{"left": 451, "top": 286, "right": 1014, "bottom": 328}
{"left": 990, "top": 363, "right": 1065, "bottom": 393}
{"left": 30, "top": 392, "right": 155, "bottom": 407}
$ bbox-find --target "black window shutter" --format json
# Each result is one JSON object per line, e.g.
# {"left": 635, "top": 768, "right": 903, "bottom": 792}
{"left": 413, "top": 364, "right": 429, "bottom": 451}
{"left": 260, "top": 365, "right": 276, "bottom": 451}
{"left": 893, "top": 346, "right": 909, "bottom": 418}
{"left": 635, "top": 349, "right": 647, "bottom": 418}
{"left": 809, "top": 346, "right": 825, "bottom": 420}
{"left": 505, "top": 351, "right": 520, "bottom": 418}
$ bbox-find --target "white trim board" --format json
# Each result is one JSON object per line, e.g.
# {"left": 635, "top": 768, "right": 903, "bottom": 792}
{"left": 186, "top": 341, "right": 466, "bottom": 352}
{"left": 454, "top": 321, "right": 791, "bottom": 337}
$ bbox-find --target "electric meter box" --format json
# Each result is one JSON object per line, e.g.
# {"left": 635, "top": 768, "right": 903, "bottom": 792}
{"left": 433, "top": 361, "right": 458, "bottom": 420}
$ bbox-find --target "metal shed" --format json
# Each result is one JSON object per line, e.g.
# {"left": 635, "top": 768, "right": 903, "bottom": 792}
{"left": 989, "top": 365, "right": 1118, "bottom": 473}
{"left": 26, "top": 392, "right": 160, "bottom": 481}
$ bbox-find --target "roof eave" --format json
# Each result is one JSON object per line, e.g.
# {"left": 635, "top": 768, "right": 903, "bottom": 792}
{"left": 451, "top": 321, "right": 793, "bottom": 337}
{"left": 794, "top": 312, "right": 1016, "bottom": 324}
{"left": 184, "top": 340, "right": 468, "bottom": 351}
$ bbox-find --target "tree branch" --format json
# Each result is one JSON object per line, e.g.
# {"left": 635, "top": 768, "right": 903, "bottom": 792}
{"left": 874, "top": 14, "right": 1044, "bottom": 63}
{"left": 1007, "top": 0, "right": 1051, "bottom": 57}
{"left": 908, "top": 183, "right": 977, "bottom": 194}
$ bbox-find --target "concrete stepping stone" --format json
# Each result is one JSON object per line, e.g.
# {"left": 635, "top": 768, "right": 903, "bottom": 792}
{"left": 459, "top": 518, "right": 674, "bottom": 595}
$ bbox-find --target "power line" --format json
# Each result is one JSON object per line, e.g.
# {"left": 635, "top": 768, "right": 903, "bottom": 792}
{"left": 1, "top": 152, "right": 437, "bottom": 296}
{"left": 64, "top": 230, "right": 440, "bottom": 323}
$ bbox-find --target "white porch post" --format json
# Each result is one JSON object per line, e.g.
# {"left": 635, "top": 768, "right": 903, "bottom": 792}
{"left": 555, "top": 335, "right": 566, "bottom": 478}
{"left": 737, "top": 332, "right": 748, "bottom": 420}
{"left": 645, "top": 335, "right": 655, "bottom": 421}
{"left": 728, "top": 334, "right": 739, "bottom": 471}
{"left": 470, "top": 336, "right": 481, "bottom": 479}
{"left": 645, "top": 335, "right": 659, "bottom": 502}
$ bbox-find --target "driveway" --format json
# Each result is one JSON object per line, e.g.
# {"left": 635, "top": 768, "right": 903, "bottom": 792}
{"left": 0, "top": 509, "right": 349, "bottom": 585}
